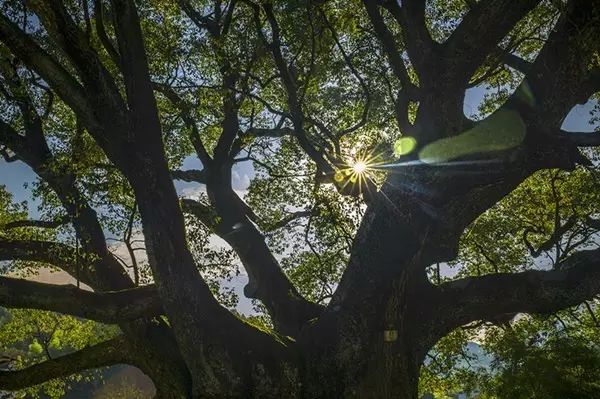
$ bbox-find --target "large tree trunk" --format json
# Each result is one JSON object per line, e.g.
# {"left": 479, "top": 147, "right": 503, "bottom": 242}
{"left": 140, "top": 148, "right": 574, "bottom": 398}
{"left": 300, "top": 315, "right": 424, "bottom": 399}
{"left": 140, "top": 320, "right": 426, "bottom": 398}
{"left": 301, "top": 356, "right": 422, "bottom": 399}
{"left": 1, "top": 1, "right": 600, "bottom": 398}
{"left": 141, "top": 330, "right": 425, "bottom": 399}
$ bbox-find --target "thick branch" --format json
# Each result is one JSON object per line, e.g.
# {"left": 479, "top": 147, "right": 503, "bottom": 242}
{"left": 0, "top": 336, "right": 132, "bottom": 390}
{"left": 524, "top": 2, "right": 600, "bottom": 126}
{"left": 212, "top": 66, "right": 240, "bottom": 165}
{"left": 0, "top": 238, "right": 127, "bottom": 291}
{"left": 0, "top": 277, "right": 162, "bottom": 323}
{"left": 170, "top": 169, "right": 207, "bottom": 184}
{"left": 363, "top": 0, "right": 414, "bottom": 91}
{"left": 498, "top": 48, "right": 533, "bottom": 75}
{"left": 181, "top": 197, "right": 323, "bottom": 335}
{"left": 434, "top": 248, "right": 600, "bottom": 333}
{"left": 329, "top": 127, "right": 585, "bottom": 346}
{"left": 109, "top": 0, "right": 160, "bottom": 145}
{"left": 93, "top": 0, "right": 121, "bottom": 67}
{"left": 442, "top": 0, "right": 541, "bottom": 84}
{"left": 0, "top": 238, "right": 78, "bottom": 274}
{"left": 560, "top": 130, "right": 600, "bottom": 147}
{"left": 0, "top": 13, "right": 96, "bottom": 129}
{"left": 381, "top": 0, "right": 435, "bottom": 75}
{"left": 2, "top": 218, "right": 68, "bottom": 230}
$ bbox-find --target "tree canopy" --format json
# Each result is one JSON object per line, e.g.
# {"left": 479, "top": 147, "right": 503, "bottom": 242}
{"left": 0, "top": 0, "right": 599, "bottom": 398}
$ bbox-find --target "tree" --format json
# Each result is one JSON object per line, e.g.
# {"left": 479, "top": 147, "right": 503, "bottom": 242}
{"left": 0, "top": 0, "right": 599, "bottom": 397}
{"left": 481, "top": 316, "right": 600, "bottom": 399}
{"left": 419, "top": 166, "right": 600, "bottom": 398}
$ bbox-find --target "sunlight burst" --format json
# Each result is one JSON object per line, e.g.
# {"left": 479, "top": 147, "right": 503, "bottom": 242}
{"left": 332, "top": 152, "right": 384, "bottom": 196}
{"left": 352, "top": 161, "right": 367, "bottom": 174}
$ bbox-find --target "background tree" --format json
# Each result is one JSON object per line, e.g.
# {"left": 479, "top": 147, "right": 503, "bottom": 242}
{"left": 0, "top": 0, "right": 599, "bottom": 398}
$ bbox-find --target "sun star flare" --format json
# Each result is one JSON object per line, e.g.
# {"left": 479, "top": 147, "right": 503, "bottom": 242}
{"left": 352, "top": 160, "right": 368, "bottom": 174}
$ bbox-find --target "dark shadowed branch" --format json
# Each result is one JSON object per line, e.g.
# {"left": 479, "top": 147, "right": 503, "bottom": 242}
{"left": 0, "top": 13, "right": 96, "bottom": 128}
{"left": 523, "top": 3, "right": 600, "bottom": 124}
{"left": 441, "top": 0, "right": 541, "bottom": 83}
{"left": 0, "top": 276, "right": 162, "bottom": 323}
{"left": 170, "top": 169, "right": 208, "bottom": 184}
{"left": 432, "top": 247, "right": 600, "bottom": 337}
{"left": 181, "top": 197, "right": 324, "bottom": 335}
{"left": 93, "top": 0, "right": 121, "bottom": 66}
{"left": 0, "top": 238, "right": 82, "bottom": 278}
{"left": 560, "top": 131, "right": 600, "bottom": 147}
{"left": 1, "top": 218, "right": 69, "bottom": 230}
{"left": 0, "top": 336, "right": 132, "bottom": 390}
{"left": 498, "top": 48, "right": 533, "bottom": 75}
{"left": 362, "top": 0, "right": 415, "bottom": 92}
{"left": 380, "top": 0, "right": 434, "bottom": 75}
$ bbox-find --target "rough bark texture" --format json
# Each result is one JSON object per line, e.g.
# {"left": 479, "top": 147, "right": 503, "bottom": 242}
{"left": 0, "top": 0, "right": 599, "bottom": 398}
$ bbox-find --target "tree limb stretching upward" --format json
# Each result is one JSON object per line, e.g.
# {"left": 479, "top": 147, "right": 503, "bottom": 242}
{"left": 181, "top": 197, "right": 324, "bottom": 335}
{"left": 0, "top": 0, "right": 599, "bottom": 396}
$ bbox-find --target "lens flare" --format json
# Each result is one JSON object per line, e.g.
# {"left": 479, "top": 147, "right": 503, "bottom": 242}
{"left": 352, "top": 161, "right": 367, "bottom": 174}
{"left": 333, "top": 151, "right": 385, "bottom": 196}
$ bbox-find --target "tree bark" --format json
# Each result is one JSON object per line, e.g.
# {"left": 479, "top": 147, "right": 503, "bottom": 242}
{"left": 1, "top": 0, "right": 600, "bottom": 398}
